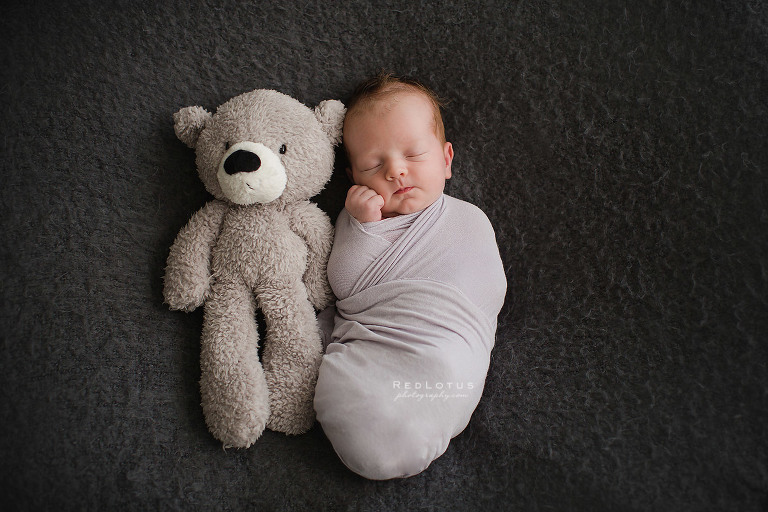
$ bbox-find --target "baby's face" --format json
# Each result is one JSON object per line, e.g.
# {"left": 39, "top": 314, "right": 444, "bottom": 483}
{"left": 344, "top": 93, "right": 453, "bottom": 218}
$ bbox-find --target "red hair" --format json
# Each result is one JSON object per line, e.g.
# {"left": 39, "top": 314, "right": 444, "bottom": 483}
{"left": 344, "top": 72, "right": 448, "bottom": 143}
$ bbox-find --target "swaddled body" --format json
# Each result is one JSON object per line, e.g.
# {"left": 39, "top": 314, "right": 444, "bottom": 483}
{"left": 314, "top": 73, "right": 507, "bottom": 479}
{"left": 314, "top": 194, "right": 506, "bottom": 479}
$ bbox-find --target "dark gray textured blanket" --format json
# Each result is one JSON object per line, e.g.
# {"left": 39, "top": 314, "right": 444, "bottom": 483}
{"left": 2, "top": 0, "right": 766, "bottom": 510}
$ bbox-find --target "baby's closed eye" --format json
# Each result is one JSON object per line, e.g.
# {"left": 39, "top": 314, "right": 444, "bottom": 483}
{"left": 361, "top": 162, "right": 383, "bottom": 172}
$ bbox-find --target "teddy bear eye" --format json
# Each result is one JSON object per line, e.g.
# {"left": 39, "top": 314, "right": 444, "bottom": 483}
{"left": 225, "top": 141, "right": 231, "bottom": 151}
{"left": 279, "top": 144, "right": 287, "bottom": 154}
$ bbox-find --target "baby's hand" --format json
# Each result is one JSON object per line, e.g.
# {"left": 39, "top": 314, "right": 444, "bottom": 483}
{"left": 345, "top": 185, "right": 385, "bottom": 223}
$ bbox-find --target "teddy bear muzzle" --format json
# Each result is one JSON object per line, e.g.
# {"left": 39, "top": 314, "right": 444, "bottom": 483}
{"left": 217, "top": 141, "right": 287, "bottom": 205}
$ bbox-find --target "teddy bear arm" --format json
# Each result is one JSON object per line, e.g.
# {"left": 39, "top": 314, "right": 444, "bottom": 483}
{"left": 164, "top": 200, "right": 228, "bottom": 312}
{"left": 287, "top": 201, "right": 335, "bottom": 310}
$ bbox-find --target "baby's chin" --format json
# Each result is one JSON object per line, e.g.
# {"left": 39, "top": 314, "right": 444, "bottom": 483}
{"left": 381, "top": 189, "right": 443, "bottom": 218}
{"left": 381, "top": 202, "right": 428, "bottom": 218}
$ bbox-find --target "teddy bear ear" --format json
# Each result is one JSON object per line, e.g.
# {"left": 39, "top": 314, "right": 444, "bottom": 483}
{"left": 314, "top": 100, "right": 346, "bottom": 145}
{"left": 173, "top": 106, "right": 212, "bottom": 149}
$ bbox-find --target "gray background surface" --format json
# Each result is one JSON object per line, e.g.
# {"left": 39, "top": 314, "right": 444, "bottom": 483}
{"left": 2, "top": 0, "right": 766, "bottom": 510}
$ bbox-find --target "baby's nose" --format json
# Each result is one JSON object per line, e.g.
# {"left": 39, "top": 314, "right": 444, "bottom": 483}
{"left": 385, "top": 162, "right": 408, "bottom": 179}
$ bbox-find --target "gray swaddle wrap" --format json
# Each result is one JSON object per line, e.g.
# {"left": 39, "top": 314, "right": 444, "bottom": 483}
{"left": 314, "top": 194, "right": 507, "bottom": 479}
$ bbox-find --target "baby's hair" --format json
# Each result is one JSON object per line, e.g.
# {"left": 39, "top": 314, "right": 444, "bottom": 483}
{"left": 344, "top": 71, "right": 448, "bottom": 143}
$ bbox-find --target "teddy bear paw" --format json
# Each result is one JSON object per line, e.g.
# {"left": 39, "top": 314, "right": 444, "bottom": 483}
{"left": 265, "top": 376, "right": 316, "bottom": 435}
{"left": 203, "top": 393, "right": 270, "bottom": 448}
{"left": 164, "top": 276, "right": 211, "bottom": 312}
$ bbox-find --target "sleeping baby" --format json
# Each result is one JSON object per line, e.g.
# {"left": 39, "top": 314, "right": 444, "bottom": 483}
{"left": 313, "top": 73, "right": 507, "bottom": 479}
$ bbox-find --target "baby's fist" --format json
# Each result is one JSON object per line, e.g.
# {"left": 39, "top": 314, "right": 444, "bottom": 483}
{"left": 345, "top": 185, "right": 385, "bottom": 223}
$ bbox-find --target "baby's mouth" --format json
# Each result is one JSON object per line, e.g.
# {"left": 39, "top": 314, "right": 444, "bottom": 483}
{"left": 394, "top": 186, "right": 414, "bottom": 194}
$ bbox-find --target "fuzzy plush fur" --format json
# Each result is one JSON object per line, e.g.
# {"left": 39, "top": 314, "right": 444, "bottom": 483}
{"left": 164, "top": 89, "right": 344, "bottom": 447}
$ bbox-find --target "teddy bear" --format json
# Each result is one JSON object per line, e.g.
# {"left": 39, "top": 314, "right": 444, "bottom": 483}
{"left": 164, "top": 88, "right": 345, "bottom": 448}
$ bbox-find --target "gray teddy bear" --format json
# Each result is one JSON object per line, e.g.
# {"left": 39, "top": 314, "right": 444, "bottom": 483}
{"left": 164, "top": 89, "right": 345, "bottom": 448}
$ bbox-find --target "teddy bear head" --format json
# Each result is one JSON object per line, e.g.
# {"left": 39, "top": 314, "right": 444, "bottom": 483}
{"left": 173, "top": 89, "right": 345, "bottom": 205}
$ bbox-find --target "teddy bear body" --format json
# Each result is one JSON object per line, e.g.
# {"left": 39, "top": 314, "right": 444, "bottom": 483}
{"left": 164, "top": 89, "right": 344, "bottom": 448}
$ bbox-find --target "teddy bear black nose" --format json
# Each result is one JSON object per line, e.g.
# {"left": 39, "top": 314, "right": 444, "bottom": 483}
{"left": 224, "top": 150, "right": 261, "bottom": 175}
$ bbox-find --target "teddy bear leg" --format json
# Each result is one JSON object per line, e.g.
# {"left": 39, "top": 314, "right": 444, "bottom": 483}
{"left": 200, "top": 278, "right": 270, "bottom": 448}
{"left": 258, "top": 279, "right": 323, "bottom": 434}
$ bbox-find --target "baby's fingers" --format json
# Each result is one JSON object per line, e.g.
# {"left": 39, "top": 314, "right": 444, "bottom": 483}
{"left": 345, "top": 185, "right": 384, "bottom": 222}
{"left": 369, "top": 193, "right": 385, "bottom": 208}
{"left": 348, "top": 185, "right": 376, "bottom": 200}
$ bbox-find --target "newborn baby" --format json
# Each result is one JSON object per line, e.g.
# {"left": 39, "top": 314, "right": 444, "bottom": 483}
{"left": 314, "top": 73, "right": 507, "bottom": 479}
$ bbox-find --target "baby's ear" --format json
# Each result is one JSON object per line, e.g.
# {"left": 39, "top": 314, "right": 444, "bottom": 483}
{"left": 173, "top": 106, "right": 212, "bottom": 149}
{"left": 314, "top": 100, "right": 346, "bottom": 145}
